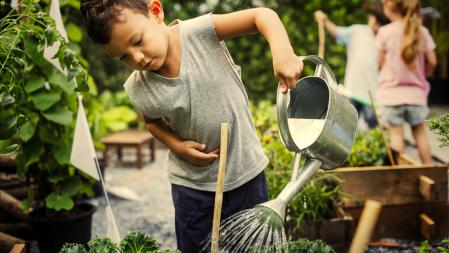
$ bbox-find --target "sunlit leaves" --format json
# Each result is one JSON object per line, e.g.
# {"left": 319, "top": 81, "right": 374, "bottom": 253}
{"left": 45, "top": 193, "right": 74, "bottom": 211}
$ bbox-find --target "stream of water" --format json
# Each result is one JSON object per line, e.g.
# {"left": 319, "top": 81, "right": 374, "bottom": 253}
{"left": 201, "top": 206, "right": 288, "bottom": 253}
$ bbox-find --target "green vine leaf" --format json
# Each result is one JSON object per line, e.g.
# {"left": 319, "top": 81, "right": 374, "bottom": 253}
{"left": 43, "top": 107, "right": 73, "bottom": 126}
{"left": 0, "top": 115, "right": 17, "bottom": 140}
{"left": 24, "top": 76, "right": 46, "bottom": 93}
{"left": 61, "top": 176, "right": 83, "bottom": 197}
{"left": 19, "top": 112, "right": 39, "bottom": 142}
{"left": 53, "top": 141, "right": 71, "bottom": 164}
{"left": 1, "top": 94, "right": 15, "bottom": 107}
{"left": 31, "top": 91, "right": 61, "bottom": 111}
{"left": 45, "top": 192, "right": 74, "bottom": 211}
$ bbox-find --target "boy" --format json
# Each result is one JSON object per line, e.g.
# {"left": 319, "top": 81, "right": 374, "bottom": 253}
{"left": 80, "top": 1, "right": 302, "bottom": 252}
{"left": 314, "top": 8, "right": 389, "bottom": 129}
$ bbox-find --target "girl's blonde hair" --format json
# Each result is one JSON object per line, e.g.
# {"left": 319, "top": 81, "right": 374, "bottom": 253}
{"left": 389, "top": 0, "right": 422, "bottom": 67}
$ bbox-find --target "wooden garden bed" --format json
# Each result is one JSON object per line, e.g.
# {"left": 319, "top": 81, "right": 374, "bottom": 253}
{"left": 285, "top": 206, "right": 354, "bottom": 253}
{"left": 324, "top": 154, "right": 449, "bottom": 240}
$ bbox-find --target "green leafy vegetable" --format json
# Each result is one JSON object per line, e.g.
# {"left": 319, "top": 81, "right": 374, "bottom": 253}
{"left": 119, "top": 232, "right": 160, "bottom": 253}
{"left": 88, "top": 237, "right": 119, "bottom": 253}
{"left": 428, "top": 114, "right": 449, "bottom": 148}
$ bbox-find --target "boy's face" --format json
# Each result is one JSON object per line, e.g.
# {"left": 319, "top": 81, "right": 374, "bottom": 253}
{"left": 101, "top": 6, "right": 168, "bottom": 71}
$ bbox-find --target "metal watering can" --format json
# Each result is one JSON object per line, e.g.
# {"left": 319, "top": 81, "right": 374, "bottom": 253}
{"left": 259, "top": 55, "right": 358, "bottom": 220}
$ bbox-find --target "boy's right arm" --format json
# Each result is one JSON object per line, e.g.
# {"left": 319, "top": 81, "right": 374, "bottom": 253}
{"left": 145, "top": 117, "right": 219, "bottom": 166}
{"left": 314, "top": 10, "right": 337, "bottom": 38}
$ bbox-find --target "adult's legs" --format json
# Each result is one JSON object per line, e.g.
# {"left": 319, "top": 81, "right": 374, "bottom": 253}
{"left": 411, "top": 123, "right": 432, "bottom": 164}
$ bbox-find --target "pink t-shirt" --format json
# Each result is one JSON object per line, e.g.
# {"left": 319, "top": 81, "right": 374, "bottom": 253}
{"left": 376, "top": 21, "right": 436, "bottom": 106}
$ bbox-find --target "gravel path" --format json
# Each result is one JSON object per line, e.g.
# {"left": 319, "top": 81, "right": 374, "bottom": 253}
{"left": 90, "top": 148, "right": 177, "bottom": 250}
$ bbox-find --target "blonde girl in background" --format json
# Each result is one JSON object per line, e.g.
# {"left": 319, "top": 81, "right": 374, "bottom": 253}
{"left": 377, "top": 0, "right": 437, "bottom": 164}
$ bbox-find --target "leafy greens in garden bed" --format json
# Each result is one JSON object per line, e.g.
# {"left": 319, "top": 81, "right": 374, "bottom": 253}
{"left": 59, "top": 231, "right": 179, "bottom": 253}
{"left": 428, "top": 114, "right": 449, "bottom": 148}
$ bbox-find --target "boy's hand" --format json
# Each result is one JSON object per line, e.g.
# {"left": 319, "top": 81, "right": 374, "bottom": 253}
{"left": 273, "top": 50, "right": 303, "bottom": 93}
{"left": 314, "top": 10, "right": 327, "bottom": 23}
{"left": 175, "top": 141, "right": 219, "bottom": 166}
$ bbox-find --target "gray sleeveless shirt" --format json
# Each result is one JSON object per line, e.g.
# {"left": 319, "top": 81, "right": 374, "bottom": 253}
{"left": 123, "top": 14, "right": 268, "bottom": 192}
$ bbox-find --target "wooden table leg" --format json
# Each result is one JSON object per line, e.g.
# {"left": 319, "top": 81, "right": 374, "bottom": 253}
{"left": 137, "top": 145, "right": 143, "bottom": 169}
{"left": 149, "top": 138, "right": 155, "bottom": 161}
{"left": 117, "top": 146, "right": 123, "bottom": 161}
{"left": 103, "top": 146, "right": 109, "bottom": 166}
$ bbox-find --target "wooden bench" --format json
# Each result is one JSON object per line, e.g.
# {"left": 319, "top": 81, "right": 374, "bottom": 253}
{"left": 101, "top": 129, "right": 155, "bottom": 169}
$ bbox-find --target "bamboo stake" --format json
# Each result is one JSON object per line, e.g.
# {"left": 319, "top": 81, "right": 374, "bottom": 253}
{"left": 349, "top": 200, "right": 382, "bottom": 253}
{"left": 368, "top": 91, "right": 396, "bottom": 166}
{"left": 318, "top": 18, "right": 325, "bottom": 59}
{"left": 211, "top": 123, "right": 229, "bottom": 253}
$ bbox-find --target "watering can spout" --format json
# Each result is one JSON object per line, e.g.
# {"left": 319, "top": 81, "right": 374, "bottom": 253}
{"left": 258, "top": 159, "right": 322, "bottom": 220}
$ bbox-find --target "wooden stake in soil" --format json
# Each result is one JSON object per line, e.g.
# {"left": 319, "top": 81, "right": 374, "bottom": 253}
{"left": 211, "top": 123, "right": 229, "bottom": 253}
{"left": 368, "top": 91, "right": 396, "bottom": 166}
{"left": 349, "top": 200, "right": 382, "bottom": 253}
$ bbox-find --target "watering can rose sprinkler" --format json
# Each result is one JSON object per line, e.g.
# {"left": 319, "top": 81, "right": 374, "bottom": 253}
{"left": 202, "top": 56, "right": 357, "bottom": 252}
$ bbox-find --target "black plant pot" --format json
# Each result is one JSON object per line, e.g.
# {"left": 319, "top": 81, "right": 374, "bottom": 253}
{"left": 28, "top": 202, "right": 96, "bottom": 253}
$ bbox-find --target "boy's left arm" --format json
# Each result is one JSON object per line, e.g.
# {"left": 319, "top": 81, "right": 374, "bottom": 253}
{"left": 211, "top": 8, "right": 303, "bottom": 93}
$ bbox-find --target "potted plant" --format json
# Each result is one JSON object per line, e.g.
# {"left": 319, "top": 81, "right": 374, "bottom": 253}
{"left": 0, "top": 1, "right": 96, "bottom": 252}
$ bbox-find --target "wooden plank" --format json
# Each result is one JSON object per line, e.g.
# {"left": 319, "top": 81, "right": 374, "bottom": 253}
{"left": 419, "top": 175, "right": 435, "bottom": 201}
{"left": 345, "top": 202, "right": 449, "bottom": 240}
{"left": 9, "top": 244, "right": 26, "bottom": 253}
{"left": 0, "top": 232, "right": 25, "bottom": 253}
{"left": 324, "top": 164, "right": 448, "bottom": 207}
{"left": 419, "top": 213, "right": 435, "bottom": 240}
{"left": 286, "top": 206, "right": 354, "bottom": 253}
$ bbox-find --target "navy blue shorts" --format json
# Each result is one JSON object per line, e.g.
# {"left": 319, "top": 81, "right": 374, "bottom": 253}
{"left": 171, "top": 171, "right": 268, "bottom": 253}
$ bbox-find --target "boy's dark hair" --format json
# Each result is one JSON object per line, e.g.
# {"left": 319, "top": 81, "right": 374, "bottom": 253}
{"left": 80, "top": 0, "right": 149, "bottom": 44}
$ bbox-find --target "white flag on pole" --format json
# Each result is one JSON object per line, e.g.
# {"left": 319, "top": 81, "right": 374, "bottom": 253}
{"left": 43, "top": 0, "right": 68, "bottom": 74}
{"left": 70, "top": 96, "right": 99, "bottom": 180}
{"left": 106, "top": 206, "right": 121, "bottom": 243}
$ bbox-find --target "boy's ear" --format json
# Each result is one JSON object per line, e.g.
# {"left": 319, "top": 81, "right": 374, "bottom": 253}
{"left": 149, "top": 0, "right": 164, "bottom": 22}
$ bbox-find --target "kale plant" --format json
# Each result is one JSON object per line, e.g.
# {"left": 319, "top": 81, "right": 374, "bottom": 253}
{"left": 60, "top": 231, "right": 179, "bottom": 253}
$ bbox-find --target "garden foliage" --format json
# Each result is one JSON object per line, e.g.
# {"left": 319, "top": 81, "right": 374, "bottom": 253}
{"left": 0, "top": 0, "right": 92, "bottom": 213}
{"left": 344, "top": 129, "right": 387, "bottom": 167}
{"left": 59, "top": 231, "right": 179, "bottom": 253}
{"left": 418, "top": 240, "right": 449, "bottom": 253}
{"left": 428, "top": 114, "right": 449, "bottom": 148}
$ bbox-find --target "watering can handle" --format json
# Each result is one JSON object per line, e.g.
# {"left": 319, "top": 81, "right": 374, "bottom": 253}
{"left": 297, "top": 55, "right": 338, "bottom": 88}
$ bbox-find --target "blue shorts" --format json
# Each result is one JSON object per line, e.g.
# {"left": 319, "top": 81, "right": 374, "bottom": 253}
{"left": 171, "top": 171, "right": 268, "bottom": 253}
{"left": 381, "top": 104, "right": 429, "bottom": 127}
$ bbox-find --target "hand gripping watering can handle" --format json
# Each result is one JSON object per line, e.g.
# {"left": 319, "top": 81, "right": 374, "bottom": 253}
{"left": 276, "top": 55, "right": 338, "bottom": 153}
